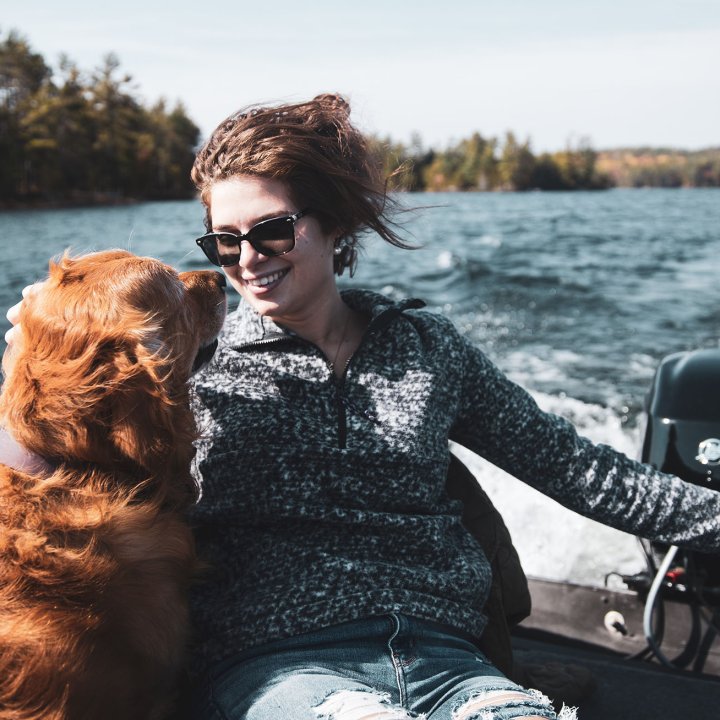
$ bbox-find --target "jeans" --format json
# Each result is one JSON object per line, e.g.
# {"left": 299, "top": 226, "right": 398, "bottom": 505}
{"left": 191, "top": 614, "right": 562, "bottom": 720}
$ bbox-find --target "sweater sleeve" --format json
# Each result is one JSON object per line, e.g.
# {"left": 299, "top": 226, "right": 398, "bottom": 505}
{"left": 448, "top": 332, "right": 720, "bottom": 554}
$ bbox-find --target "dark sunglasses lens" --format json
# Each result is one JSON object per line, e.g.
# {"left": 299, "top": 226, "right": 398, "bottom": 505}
{"left": 201, "top": 234, "right": 240, "bottom": 267}
{"left": 249, "top": 217, "right": 295, "bottom": 256}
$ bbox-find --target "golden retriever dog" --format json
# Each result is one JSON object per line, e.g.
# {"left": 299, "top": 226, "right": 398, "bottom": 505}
{"left": 0, "top": 250, "right": 227, "bottom": 720}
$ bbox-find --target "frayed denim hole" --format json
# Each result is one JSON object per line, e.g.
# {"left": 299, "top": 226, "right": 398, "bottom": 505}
{"left": 556, "top": 706, "right": 578, "bottom": 720}
{"left": 526, "top": 688, "right": 579, "bottom": 720}
{"left": 313, "top": 689, "right": 423, "bottom": 720}
{"left": 451, "top": 688, "right": 562, "bottom": 720}
{"left": 449, "top": 682, "right": 520, "bottom": 713}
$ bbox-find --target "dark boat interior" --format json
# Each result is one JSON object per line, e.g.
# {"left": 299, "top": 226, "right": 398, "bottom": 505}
{"left": 514, "top": 577, "right": 720, "bottom": 718}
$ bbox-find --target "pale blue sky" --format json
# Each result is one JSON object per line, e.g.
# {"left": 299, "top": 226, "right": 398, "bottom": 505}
{"left": 4, "top": 0, "right": 719, "bottom": 151}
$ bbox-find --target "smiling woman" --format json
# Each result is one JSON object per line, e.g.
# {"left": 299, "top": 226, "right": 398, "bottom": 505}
{"left": 189, "top": 94, "right": 414, "bottom": 375}
{"left": 178, "top": 93, "right": 720, "bottom": 720}
{"left": 203, "top": 177, "right": 337, "bottom": 332}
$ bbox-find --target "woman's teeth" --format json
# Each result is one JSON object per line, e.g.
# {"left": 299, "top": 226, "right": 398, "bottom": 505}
{"left": 247, "top": 270, "right": 286, "bottom": 287}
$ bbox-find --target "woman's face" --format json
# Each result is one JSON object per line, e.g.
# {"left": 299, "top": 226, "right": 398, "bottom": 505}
{"left": 207, "top": 175, "right": 338, "bottom": 326}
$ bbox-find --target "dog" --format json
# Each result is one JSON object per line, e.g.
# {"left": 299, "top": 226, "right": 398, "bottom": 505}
{"left": 0, "top": 250, "right": 227, "bottom": 720}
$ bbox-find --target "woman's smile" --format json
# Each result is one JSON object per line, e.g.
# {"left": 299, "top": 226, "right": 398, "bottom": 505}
{"left": 208, "top": 175, "right": 339, "bottom": 330}
{"left": 241, "top": 268, "right": 290, "bottom": 292}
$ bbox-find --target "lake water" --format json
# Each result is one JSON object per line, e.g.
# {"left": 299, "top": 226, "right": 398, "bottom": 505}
{"left": 1, "top": 188, "right": 719, "bottom": 586}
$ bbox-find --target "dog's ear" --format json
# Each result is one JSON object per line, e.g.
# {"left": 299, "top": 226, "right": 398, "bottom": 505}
{"left": 3, "top": 290, "right": 197, "bottom": 474}
{"left": 105, "top": 338, "right": 198, "bottom": 477}
{"left": 1, "top": 252, "right": 201, "bottom": 504}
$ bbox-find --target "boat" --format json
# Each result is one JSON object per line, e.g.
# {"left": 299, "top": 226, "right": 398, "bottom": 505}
{"left": 515, "top": 577, "right": 720, "bottom": 718}
{"left": 510, "top": 348, "right": 720, "bottom": 718}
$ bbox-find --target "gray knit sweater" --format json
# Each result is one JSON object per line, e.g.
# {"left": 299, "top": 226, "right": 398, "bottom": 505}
{"left": 188, "top": 289, "right": 720, "bottom": 671}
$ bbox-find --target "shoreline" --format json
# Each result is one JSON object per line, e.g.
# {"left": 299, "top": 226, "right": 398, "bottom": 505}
{"left": 2, "top": 185, "right": 718, "bottom": 213}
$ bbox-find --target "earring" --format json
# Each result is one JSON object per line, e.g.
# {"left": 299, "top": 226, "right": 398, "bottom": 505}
{"left": 333, "top": 237, "right": 345, "bottom": 256}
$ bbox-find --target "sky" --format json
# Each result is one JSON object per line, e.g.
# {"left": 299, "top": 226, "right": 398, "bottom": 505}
{"left": 3, "top": 0, "right": 719, "bottom": 152}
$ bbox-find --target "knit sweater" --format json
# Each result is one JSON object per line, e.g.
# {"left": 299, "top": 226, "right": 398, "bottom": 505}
{"left": 188, "top": 289, "right": 720, "bottom": 671}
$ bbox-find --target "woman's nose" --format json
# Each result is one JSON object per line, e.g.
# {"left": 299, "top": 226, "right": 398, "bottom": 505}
{"left": 238, "top": 240, "right": 267, "bottom": 268}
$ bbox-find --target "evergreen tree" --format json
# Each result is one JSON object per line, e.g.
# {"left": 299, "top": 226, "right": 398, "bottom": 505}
{"left": 0, "top": 30, "right": 51, "bottom": 197}
{"left": 0, "top": 30, "right": 200, "bottom": 204}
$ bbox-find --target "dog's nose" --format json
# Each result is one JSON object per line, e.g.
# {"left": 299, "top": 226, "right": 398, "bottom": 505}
{"left": 214, "top": 272, "right": 227, "bottom": 288}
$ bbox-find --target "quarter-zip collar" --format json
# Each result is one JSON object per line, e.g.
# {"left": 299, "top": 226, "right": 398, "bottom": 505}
{"left": 224, "top": 289, "right": 426, "bottom": 350}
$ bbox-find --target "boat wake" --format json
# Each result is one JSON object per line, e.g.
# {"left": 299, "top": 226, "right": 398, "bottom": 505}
{"left": 453, "top": 389, "right": 646, "bottom": 587}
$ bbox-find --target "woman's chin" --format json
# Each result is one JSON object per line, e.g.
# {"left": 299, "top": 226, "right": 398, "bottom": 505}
{"left": 240, "top": 291, "right": 281, "bottom": 318}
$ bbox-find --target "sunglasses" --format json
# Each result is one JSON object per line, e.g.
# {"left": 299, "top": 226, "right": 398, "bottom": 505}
{"left": 195, "top": 209, "right": 310, "bottom": 267}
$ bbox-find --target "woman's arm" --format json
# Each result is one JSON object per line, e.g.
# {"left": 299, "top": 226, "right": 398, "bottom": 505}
{"left": 449, "top": 335, "right": 720, "bottom": 553}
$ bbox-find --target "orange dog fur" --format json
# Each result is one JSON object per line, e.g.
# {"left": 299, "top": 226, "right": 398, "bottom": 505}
{"left": 0, "top": 250, "right": 226, "bottom": 720}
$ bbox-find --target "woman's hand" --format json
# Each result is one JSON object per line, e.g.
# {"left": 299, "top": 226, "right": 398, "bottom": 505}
{"left": 5, "top": 283, "right": 44, "bottom": 344}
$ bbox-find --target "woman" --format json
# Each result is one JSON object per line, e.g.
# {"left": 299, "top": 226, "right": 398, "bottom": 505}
{"left": 184, "top": 94, "right": 720, "bottom": 720}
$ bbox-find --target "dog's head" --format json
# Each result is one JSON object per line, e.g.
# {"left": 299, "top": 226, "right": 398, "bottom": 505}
{"left": 1, "top": 250, "right": 226, "bottom": 487}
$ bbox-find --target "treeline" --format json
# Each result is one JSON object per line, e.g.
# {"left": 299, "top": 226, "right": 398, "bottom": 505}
{"left": 3, "top": 30, "right": 718, "bottom": 204}
{"left": 370, "top": 132, "right": 613, "bottom": 192}
{"left": 596, "top": 148, "right": 720, "bottom": 188}
{"left": 0, "top": 30, "right": 200, "bottom": 206}
{"left": 371, "top": 135, "right": 720, "bottom": 193}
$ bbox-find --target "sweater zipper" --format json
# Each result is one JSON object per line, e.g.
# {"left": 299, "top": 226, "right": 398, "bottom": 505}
{"left": 236, "top": 334, "right": 351, "bottom": 450}
{"left": 234, "top": 300, "right": 423, "bottom": 451}
{"left": 335, "top": 379, "right": 348, "bottom": 449}
{"left": 332, "top": 353, "right": 356, "bottom": 450}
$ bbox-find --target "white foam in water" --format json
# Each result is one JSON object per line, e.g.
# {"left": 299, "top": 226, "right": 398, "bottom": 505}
{"left": 452, "top": 390, "right": 647, "bottom": 587}
{"left": 437, "top": 250, "right": 454, "bottom": 269}
{"left": 502, "top": 348, "right": 582, "bottom": 385}
{"left": 477, "top": 234, "right": 502, "bottom": 247}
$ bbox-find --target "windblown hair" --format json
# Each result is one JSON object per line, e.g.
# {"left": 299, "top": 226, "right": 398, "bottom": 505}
{"left": 0, "top": 250, "right": 226, "bottom": 720}
{"left": 191, "top": 93, "right": 412, "bottom": 276}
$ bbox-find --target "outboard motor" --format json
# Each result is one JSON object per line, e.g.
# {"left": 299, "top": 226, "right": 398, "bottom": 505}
{"left": 638, "top": 348, "right": 720, "bottom": 669}
{"left": 643, "top": 349, "right": 720, "bottom": 494}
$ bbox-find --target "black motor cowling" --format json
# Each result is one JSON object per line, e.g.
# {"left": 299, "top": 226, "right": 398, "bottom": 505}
{"left": 642, "top": 348, "right": 720, "bottom": 493}
{"left": 641, "top": 348, "right": 720, "bottom": 595}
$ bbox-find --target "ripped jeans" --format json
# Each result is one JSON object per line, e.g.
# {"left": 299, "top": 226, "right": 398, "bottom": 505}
{"left": 191, "top": 614, "right": 569, "bottom": 720}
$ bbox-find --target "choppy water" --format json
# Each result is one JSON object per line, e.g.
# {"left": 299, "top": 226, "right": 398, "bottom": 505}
{"left": 2, "top": 188, "right": 719, "bottom": 585}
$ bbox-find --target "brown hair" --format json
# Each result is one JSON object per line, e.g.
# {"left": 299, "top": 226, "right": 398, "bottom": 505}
{"left": 191, "top": 93, "right": 411, "bottom": 276}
